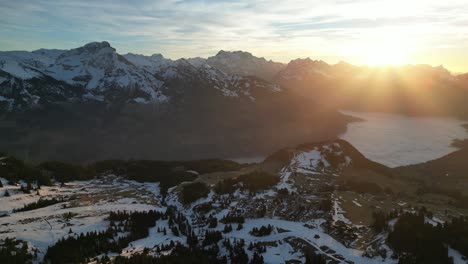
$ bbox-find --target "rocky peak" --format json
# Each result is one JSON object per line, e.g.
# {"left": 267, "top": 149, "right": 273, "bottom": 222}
{"left": 83, "top": 41, "right": 114, "bottom": 52}
{"left": 215, "top": 50, "right": 254, "bottom": 59}
{"left": 287, "top": 58, "right": 328, "bottom": 69}
{"left": 207, "top": 50, "right": 285, "bottom": 81}
{"left": 149, "top": 53, "right": 165, "bottom": 61}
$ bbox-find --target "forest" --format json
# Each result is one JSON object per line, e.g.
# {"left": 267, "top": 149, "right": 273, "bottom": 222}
{"left": 0, "top": 152, "right": 242, "bottom": 196}
{"left": 214, "top": 170, "right": 280, "bottom": 195}
{"left": 371, "top": 208, "right": 468, "bottom": 264}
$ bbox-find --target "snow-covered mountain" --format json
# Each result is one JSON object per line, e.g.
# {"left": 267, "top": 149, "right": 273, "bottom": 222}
{"left": 264, "top": 139, "right": 392, "bottom": 177}
{"left": 126, "top": 54, "right": 281, "bottom": 100}
{"left": 47, "top": 42, "right": 167, "bottom": 101}
{"left": 0, "top": 42, "right": 280, "bottom": 112}
{"left": 0, "top": 42, "right": 168, "bottom": 110}
{"left": 206, "top": 50, "right": 285, "bottom": 81}
{"left": 274, "top": 58, "right": 335, "bottom": 86}
{"left": 3, "top": 41, "right": 466, "bottom": 117}
{"left": 123, "top": 52, "right": 173, "bottom": 73}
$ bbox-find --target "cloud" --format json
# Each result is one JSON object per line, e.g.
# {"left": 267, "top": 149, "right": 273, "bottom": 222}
{"left": 1, "top": 0, "right": 468, "bottom": 70}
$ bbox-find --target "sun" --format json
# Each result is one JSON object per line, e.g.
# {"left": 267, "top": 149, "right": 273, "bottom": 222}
{"left": 361, "top": 39, "right": 411, "bottom": 66}
{"left": 364, "top": 45, "right": 409, "bottom": 66}
{"left": 365, "top": 48, "right": 408, "bottom": 66}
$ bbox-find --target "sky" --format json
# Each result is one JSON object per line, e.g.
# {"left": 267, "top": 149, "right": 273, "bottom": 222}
{"left": 1, "top": 0, "right": 468, "bottom": 72}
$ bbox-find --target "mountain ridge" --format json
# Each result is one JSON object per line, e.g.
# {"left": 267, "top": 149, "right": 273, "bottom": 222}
{"left": 0, "top": 41, "right": 281, "bottom": 112}
{"left": 2, "top": 41, "right": 468, "bottom": 118}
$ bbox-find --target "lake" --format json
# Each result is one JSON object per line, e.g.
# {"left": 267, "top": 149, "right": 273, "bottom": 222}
{"left": 340, "top": 110, "right": 468, "bottom": 167}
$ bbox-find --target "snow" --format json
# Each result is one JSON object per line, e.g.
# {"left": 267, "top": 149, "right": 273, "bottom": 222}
{"left": 159, "top": 178, "right": 396, "bottom": 263}
{"left": 85, "top": 67, "right": 105, "bottom": 89}
{"left": 0, "top": 173, "right": 401, "bottom": 263}
{"left": 216, "top": 218, "right": 395, "bottom": 264}
{"left": 133, "top": 97, "right": 148, "bottom": 103}
{"left": 0, "top": 42, "right": 169, "bottom": 105}
{"left": 425, "top": 216, "right": 445, "bottom": 226}
{"left": 388, "top": 219, "right": 398, "bottom": 232}
{"left": 276, "top": 170, "right": 297, "bottom": 193}
{"left": 0, "top": 60, "right": 43, "bottom": 79}
{"left": 0, "top": 176, "right": 164, "bottom": 261}
{"left": 332, "top": 195, "right": 352, "bottom": 225}
{"left": 287, "top": 143, "right": 351, "bottom": 175}
{"left": 293, "top": 149, "right": 328, "bottom": 169}
{"left": 123, "top": 53, "right": 173, "bottom": 72}
{"left": 448, "top": 247, "right": 468, "bottom": 264}
{"left": 121, "top": 219, "right": 185, "bottom": 257}
{"left": 185, "top": 57, "right": 206, "bottom": 67}
{"left": 0, "top": 51, "right": 54, "bottom": 78}
{"left": 0, "top": 41, "right": 284, "bottom": 109}
{"left": 352, "top": 200, "right": 363, "bottom": 207}
{"left": 0, "top": 96, "right": 17, "bottom": 111}
{"left": 32, "top": 49, "right": 66, "bottom": 59}
{"left": 160, "top": 68, "right": 178, "bottom": 79}
{"left": 82, "top": 92, "right": 104, "bottom": 101}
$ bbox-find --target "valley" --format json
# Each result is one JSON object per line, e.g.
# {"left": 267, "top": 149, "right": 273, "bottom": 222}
{"left": 1, "top": 139, "right": 468, "bottom": 263}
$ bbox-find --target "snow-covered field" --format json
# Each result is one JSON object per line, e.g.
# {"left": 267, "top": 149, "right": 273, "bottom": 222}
{"left": 340, "top": 110, "right": 468, "bottom": 167}
{"left": 3, "top": 164, "right": 465, "bottom": 264}
{"left": 449, "top": 247, "right": 468, "bottom": 264}
{"left": 0, "top": 176, "right": 162, "bottom": 261}
{"left": 0, "top": 174, "right": 401, "bottom": 263}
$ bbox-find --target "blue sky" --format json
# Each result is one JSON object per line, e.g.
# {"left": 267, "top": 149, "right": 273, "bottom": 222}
{"left": 2, "top": 0, "right": 468, "bottom": 71}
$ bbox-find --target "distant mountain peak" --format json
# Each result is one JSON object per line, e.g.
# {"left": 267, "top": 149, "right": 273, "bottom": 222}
{"left": 82, "top": 41, "right": 113, "bottom": 52}
{"left": 207, "top": 50, "right": 285, "bottom": 81}
{"left": 0, "top": 41, "right": 282, "bottom": 112}
{"left": 215, "top": 50, "right": 254, "bottom": 58}
{"left": 150, "top": 53, "right": 165, "bottom": 60}
{"left": 288, "top": 58, "right": 327, "bottom": 67}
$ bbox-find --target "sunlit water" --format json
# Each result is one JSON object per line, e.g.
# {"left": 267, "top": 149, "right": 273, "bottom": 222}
{"left": 340, "top": 110, "right": 468, "bottom": 167}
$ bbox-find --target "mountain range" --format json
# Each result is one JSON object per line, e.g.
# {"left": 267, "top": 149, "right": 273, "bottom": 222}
{"left": 2, "top": 41, "right": 467, "bottom": 118}
{"left": 0, "top": 41, "right": 467, "bottom": 162}
{"left": 0, "top": 41, "right": 282, "bottom": 112}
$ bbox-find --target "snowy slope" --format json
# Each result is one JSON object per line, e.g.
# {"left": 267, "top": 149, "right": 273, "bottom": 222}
{"left": 287, "top": 141, "right": 353, "bottom": 175}
{"left": 0, "top": 51, "right": 54, "bottom": 79}
{"left": 207, "top": 50, "right": 285, "bottom": 81}
{"left": 2, "top": 167, "right": 455, "bottom": 264}
{"left": 127, "top": 53, "right": 281, "bottom": 100}
{"left": 0, "top": 176, "right": 163, "bottom": 261}
{"left": 123, "top": 53, "right": 173, "bottom": 73}
{"left": 0, "top": 42, "right": 282, "bottom": 111}
{"left": 47, "top": 42, "right": 167, "bottom": 102}
{"left": 275, "top": 58, "right": 332, "bottom": 81}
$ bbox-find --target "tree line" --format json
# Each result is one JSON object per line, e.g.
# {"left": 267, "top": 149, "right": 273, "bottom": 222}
{"left": 0, "top": 152, "right": 242, "bottom": 196}
{"left": 44, "top": 210, "right": 163, "bottom": 263}
{"left": 384, "top": 208, "right": 468, "bottom": 264}
{"left": 214, "top": 170, "right": 280, "bottom": 195}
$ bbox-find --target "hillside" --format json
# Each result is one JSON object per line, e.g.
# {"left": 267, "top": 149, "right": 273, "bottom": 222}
{"left": 1, "top": 139, "right": 467, "bottom": 263}
{"left": 396, "top": 146, "right": 468, "bottom": 196}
